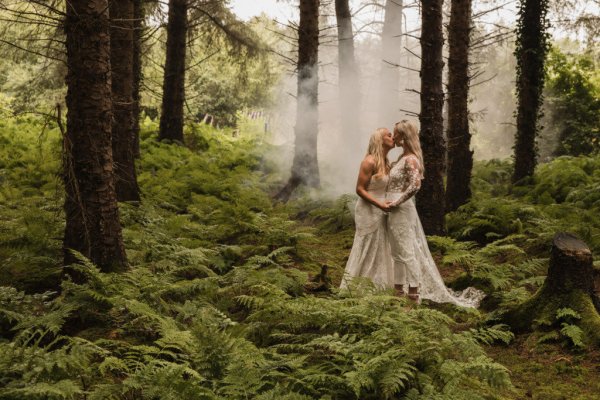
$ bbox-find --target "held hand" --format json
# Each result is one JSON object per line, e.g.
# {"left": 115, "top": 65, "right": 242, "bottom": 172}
{"left": 378, "top": 201, "right": 393, "bottom": 213}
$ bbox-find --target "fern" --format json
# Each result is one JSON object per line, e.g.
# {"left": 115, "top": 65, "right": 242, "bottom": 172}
{"left": 559, "top": 323, "right": 585, "bottom": 348}
{"left": 555, "top": 307, "right": 581, "bottom": 321}
{"left": 462, "top": 324, "right": 514, "bottom": 345}
{"left": 7, "top": 117, "right": 600, "bottom": 398}
{"left": 0, "top": 379, "right": 83, "bottom": 400}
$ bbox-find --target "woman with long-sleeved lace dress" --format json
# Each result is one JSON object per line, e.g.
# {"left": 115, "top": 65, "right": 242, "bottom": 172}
{"left": 386, "top": 120, "right": 484, "bottom": 307}
{"left": 340, "top": 128, "right": 395, "bottom": 289}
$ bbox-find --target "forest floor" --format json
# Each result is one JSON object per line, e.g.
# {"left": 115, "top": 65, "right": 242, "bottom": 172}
{"left": 486, "top": 338, "right": 600, "bottom": 399}
{"left": 1, "top": 116, "right": 600, "bottom": 399}
{"left": 303, "top": 214, "right": 600, "bottom": 400}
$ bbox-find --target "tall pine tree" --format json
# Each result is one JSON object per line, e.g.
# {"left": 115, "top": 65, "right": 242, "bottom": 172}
{"left": 417, "top": 0, "right": 446, "bottom": 235}
{"left": 63, "top": 0, "right": 127, "bottom": 271}
{"left": 159, "top": 0, "right": 188, "bottom": 143}
{"left": 110, "top": 0, "right": 141, "bottom": 201}
{"left": 379, "top": 0, "right": 404, "bottom": 123}
{"left": 335, "top": 0, "right": 360, "bottom": 142}
{"left": 513, "top": 0, "right": 549, "bottom": 183}
{"left": 445, "top": 0, "right": 473, "bottom": 212}
{"left": 276, "top": 0, "right": 320, "bottom": 202}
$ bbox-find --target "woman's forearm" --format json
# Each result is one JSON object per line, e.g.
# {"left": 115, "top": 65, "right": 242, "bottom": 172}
{"left": 390, "top": 163, "right": 421, "bottom": 207}
{"left": 356, "top": 187, "right": 385, "bottom": 209}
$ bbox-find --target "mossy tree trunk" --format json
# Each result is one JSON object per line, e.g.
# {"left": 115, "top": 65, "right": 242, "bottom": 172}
{"left": 503, "top": 232, "right": 600, "bottom": 345}
{"left": 276, "top": 0, "right": 320, "bottom": 202}
{"left": 63, "top": 0, "right": 128, "bottom": 272}
{"left": 445, "top": 0, "right": 473, "bottom": 213}
{"left": 512, "top": 0, "right": 549, "bottom": 183}
{"left": 417, "top": 0, "right": 446, "bottom": 235}
{"left": 110, "top": 0, "right": 141, "bottom": 202}
{"left": 159, "top": 0, "right": 188, "bottom": 143}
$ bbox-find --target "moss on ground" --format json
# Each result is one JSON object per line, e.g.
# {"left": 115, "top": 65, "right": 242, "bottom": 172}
{"left": 503, "top": 287, "right": 600, "bottom": 346}
{"left": 486, "top": 336, "right": 600, "bottom": 400}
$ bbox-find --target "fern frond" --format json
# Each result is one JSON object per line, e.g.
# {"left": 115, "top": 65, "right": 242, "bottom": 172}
{"left": 560, "top": 323, "right": 585, "bottom": 348}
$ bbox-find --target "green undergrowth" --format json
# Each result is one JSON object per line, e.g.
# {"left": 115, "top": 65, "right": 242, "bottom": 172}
{"left": 486, "top": 335, "right": 600, "bottom": 400}
{"left": 1, "top": 117, "right": 516, "bottom": 399}
{"left": 442, "top": 157, "right": 600, "bottom": 348}
{"left": 1, "top": 116, "right": 599, "bottom": 398}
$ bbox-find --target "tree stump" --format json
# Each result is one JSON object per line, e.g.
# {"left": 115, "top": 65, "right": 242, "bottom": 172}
{"left": 503, "top": 232, "right": 600, "bottom": 345}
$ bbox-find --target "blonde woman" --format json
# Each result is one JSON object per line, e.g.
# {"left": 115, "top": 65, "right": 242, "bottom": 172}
{"left": 386, "top": 120, "right": 483, "bottom": 306}
{"left": 340, "top": 128, "right": 395, "bottom": 289}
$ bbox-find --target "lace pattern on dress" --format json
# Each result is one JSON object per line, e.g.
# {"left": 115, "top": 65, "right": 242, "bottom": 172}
{"left": 387, "top": 155, "right": 422, "bottom": 207}
{"left": 385, "top": 154, "right": 485, "bottom": 308}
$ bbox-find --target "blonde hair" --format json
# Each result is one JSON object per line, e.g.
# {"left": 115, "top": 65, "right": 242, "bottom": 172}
{"left": 367, "top": 127, "right": 391, "bottom": 179}
{"left": 394, "top": 120, "right": 424, "bottom": 177}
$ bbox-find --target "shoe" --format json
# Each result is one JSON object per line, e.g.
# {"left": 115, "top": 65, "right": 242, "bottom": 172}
{"left": 407, "top": 286, "right": 419, "bottom": 303}
{"left": 394, "top": 284, "right": 405, "bottom": 297}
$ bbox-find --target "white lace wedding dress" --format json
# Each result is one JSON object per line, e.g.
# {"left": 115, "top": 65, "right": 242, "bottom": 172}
{"left": 386, "top": 155, "right": 484, "bottom": 308}
{"left": 340, "top": 175, "right": 394, "bottom": 289}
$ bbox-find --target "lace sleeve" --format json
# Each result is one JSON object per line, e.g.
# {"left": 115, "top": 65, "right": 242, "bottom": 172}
{"left": 390, "top": 156, "right": 422, "bottom": 207}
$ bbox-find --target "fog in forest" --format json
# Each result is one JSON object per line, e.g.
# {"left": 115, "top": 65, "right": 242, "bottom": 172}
{"left": 266, "top": 6, "right": 519, "bottom": 196}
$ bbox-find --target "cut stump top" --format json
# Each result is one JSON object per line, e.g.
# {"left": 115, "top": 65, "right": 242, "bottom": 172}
{"left": 553, "top": 232, "right": 592, "bottom": 258}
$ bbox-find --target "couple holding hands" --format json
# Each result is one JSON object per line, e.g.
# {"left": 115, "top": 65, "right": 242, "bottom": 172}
{"left": 341, "top": 120, "right": 483, "bottom": 308}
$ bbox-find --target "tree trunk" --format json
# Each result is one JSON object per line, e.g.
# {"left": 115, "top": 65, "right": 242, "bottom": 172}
{"left": 63, "top": 0, "right": 127, "bottom": 271}
{"left": 379, "top": 0, "right": 403, "bottom": 123}
{"left": 159, "top": 0, "right": 188, "bottom": 143}
{"left": 512, "top": 0, "right": 548, "bottom": 183}
{"left": 593, "top": 264, "right": 600, "bottom": 311}
{"left": 132, "top": 0, "right": 143, "bottom": 158}
{"left": 276, "top": 0, "right": 320, "bottom": 202}
{"left": 335, "top": 0, "right": 360, "bottom": 145}
{"left": 417, "top": 0, "right": 446, "bottom": 235}
{"left": 110, "top": 0, "right": 141, "bottom": 202}
{"left": 445, "top": 0, "right": 473, "bottom": 212}
{"left": 503, "top": 233, "right": 600, "bottom": 345}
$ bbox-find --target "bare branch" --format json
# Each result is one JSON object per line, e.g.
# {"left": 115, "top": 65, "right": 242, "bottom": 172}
{"left": 0, "top": 39, "right": 65, "bottom": 63}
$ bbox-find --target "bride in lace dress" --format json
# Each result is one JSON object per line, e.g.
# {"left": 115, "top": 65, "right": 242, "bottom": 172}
{"left": 386, "top": 120, "right": 484, "bottom": 307}
{"left": 340, "top": 128, "right": 395, "bottom": 289}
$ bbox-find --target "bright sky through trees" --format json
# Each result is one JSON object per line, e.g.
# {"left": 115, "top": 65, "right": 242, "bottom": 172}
{"left": 229, "top": 0, "right": 595, "bottom": 41}
{"left": 229, "top": 0, "right": 297, "bottom": 21}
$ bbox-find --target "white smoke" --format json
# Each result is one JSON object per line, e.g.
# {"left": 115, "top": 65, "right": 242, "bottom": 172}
{"left": 265, "top": 1, "right": 521, "bottom": 197}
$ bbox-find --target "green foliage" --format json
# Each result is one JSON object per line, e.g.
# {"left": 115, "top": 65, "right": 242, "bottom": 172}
{"left": 448, "top": 155, "right": 600, "bottom": 255}
{"left": 2, "top": 112, "right": 599, "bottom": 398}
{"left": 536, "top": 308, "right": 585, "bottom": 349}
{"left": 525, "top": 156, "right": 598, "bottom": 204}
{"left": 513, "top": 0, "right": 551, "bottom": 169}
{"left": 305, "top": 194, "right": 356, "bottom": 233}
{"left": 545, "top": 47, "right": 600, "bottom": 156}
{"left": 0, "top": 117, "right": 62, "bottom": 293}
{"left": 0, "top": 117, "right": 514, "bottom": 399}
{"left": 138, "top": 15, "right": 282, "bottom": 127}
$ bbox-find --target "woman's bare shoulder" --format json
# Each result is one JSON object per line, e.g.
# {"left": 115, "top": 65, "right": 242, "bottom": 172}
{"left": 361, "top": 154, "right": 376, "bottom": 167}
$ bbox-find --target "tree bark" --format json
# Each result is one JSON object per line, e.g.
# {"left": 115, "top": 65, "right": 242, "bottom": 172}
{"left": 63, "top": 0, "right": 127, "bottom": 271}
{"left": 159, "top": 0, "right": 188, "bottom": 143}
{"left": 335, "top": 0, "right": 360, "bottom": 141}
{"left": 379, "top": 0, "right": 403, "bottom": 123}
{"left": 132, "top": 0, "right": 143, "bottom": 158}
{"left": 445, "top": 0, "right": 473, "bottom": 212}
{"left": 417, "top": 0, "right": 446, "bottom": 235}
{"left": 276, "top": 0, "right": 320, "bottom": 202}
{"left": 503, "top": 233, "right": 600, "bottom": 345}
{"left": 110, "top": 0, "right": 141, "bottom": 202}
{"left": 512, "top": 0, "right": 548, "bottom": 183}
